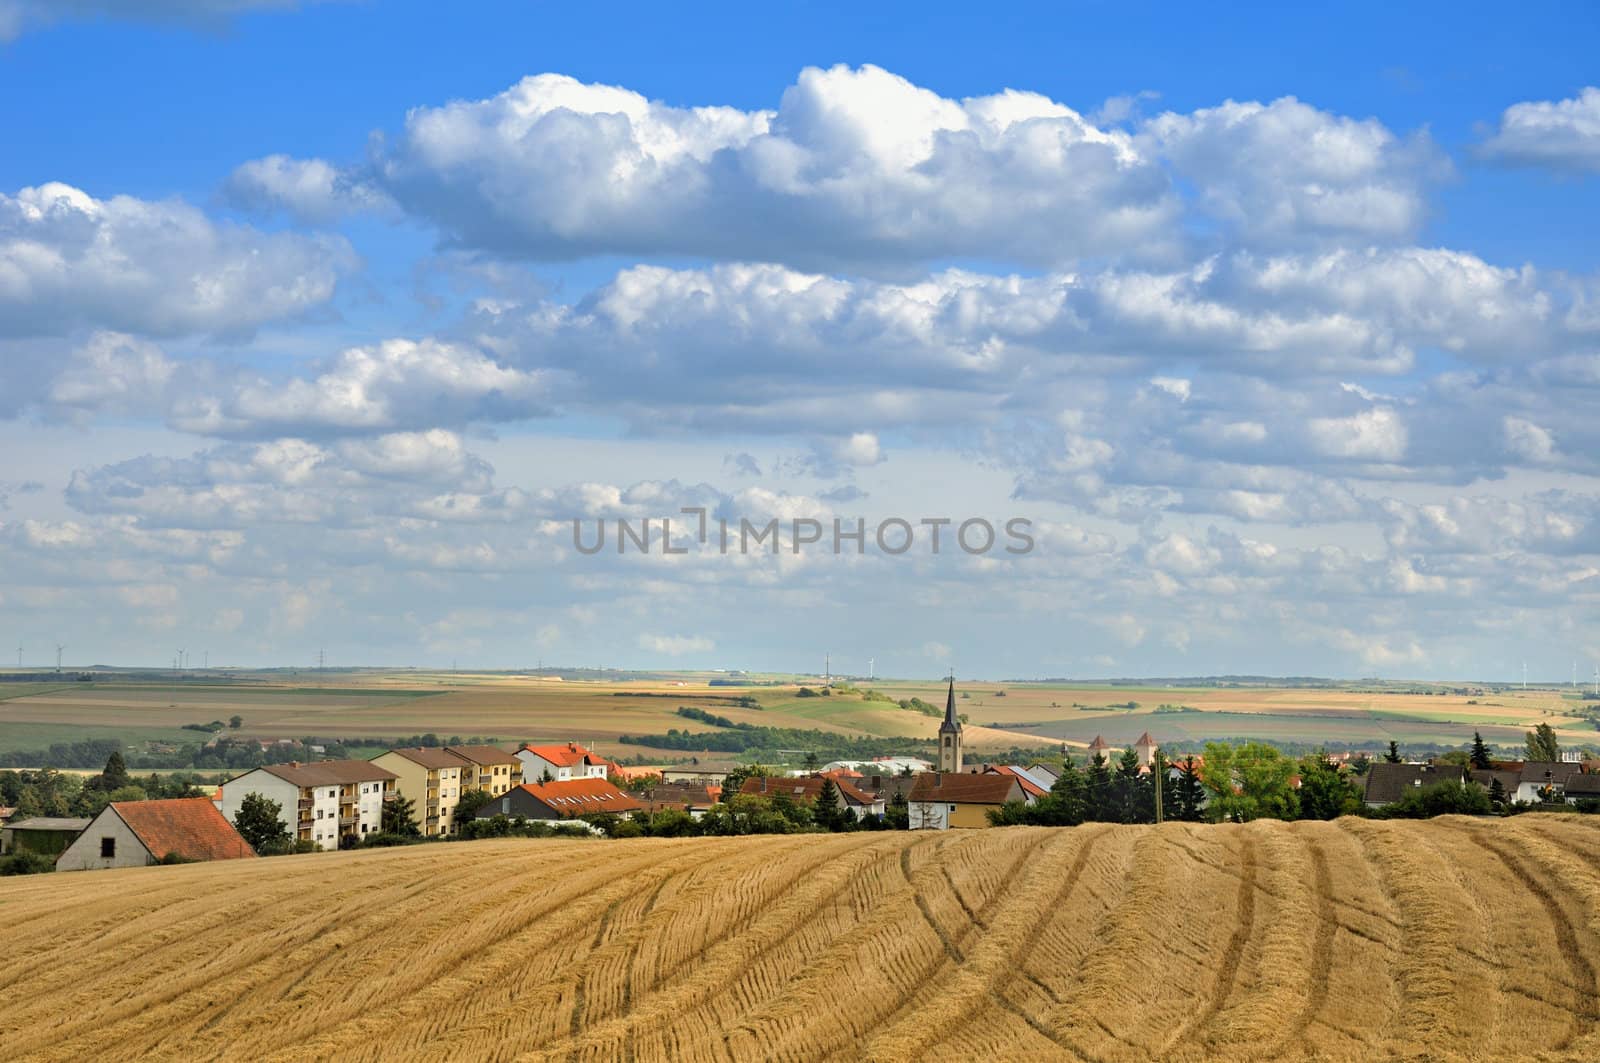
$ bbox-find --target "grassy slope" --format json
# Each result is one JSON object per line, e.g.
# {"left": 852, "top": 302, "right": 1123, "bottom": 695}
{"left": 2, "top": 817, "right": 1598, "bottom": 1060}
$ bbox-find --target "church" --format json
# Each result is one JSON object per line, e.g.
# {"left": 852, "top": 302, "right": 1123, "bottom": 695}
{"left": 909, "top": 678, "right": 1028, "bottom": 829}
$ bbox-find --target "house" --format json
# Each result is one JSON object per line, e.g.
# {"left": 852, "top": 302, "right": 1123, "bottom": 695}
{"left": 1362, "top": 763, "right": 1465, "bottom": 808}
{"left": 0, "top": 816, "right": 89, "bottom": 858}
{"left": 821, "top": 756, "right": 932, "bottom": 775}
{"left": 850, "top": 773, "right": 920, "bottom": 806}
{"left": 1564, "top": 774, "right": 1600, "bottom": 802}
{"left": 1468, "top": 768, "right": 1521, "bottom": 799}
{"left": 739, "top": 774, "right": 885, "bottom": 820}
{"left": 637, "top": 784, "right": 719, "bottom": 819}
{"left": 660, "top": 761, "right": 742, "bottom": 785}
{"left": 444, "top": 745, "right": 523, "bottom": 796}
{"left": 516, "top": 741, "right": 609, "bottom": 783}
{"left": 371, "top": 747, "right": 466, "bottom": 837}
{"left": 55, "top": 798, "right": 255, "bottom": 871}
{"left": 219, "top": 760, "right": 398, "bottom": 851}
{"left": 984, "top": 765, "right": 1049, "bottom": 803}
{"left": 1513, "top": 762, "right": 1586, "bottom": 804}
{"left": 909, "top": 772, "right": 1024, "bottom": 830}
{"left": 476, "top": 778, "right": 642, "bottom": 824}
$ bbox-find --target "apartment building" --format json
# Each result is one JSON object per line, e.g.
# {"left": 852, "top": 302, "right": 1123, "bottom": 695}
{"left": 515, "top": 741, "right": 610, "bottom": 783}
{"left": 371, "top": 747, "right": 465, "bottom": 837}
{"left": 220, "top": 760, "right": 397, "bottom": 851}
{"left": 444, "top": 745, "right": 522, "bottom": 797}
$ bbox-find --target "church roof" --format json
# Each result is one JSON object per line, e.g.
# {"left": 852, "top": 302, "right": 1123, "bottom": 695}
{"left": 939, "top": 677, "right": 961, "bottom": 733}
{"left": 1087, "top": 735, "right": 1109, "bottom": 750}
{"left": 1134, "top": 731, "right": 1156, "bottom": 747}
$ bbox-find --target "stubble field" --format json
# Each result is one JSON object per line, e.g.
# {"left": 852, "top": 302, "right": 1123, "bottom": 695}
{"left": 2, "top": 815, "right": 1598, "bottom": 1061}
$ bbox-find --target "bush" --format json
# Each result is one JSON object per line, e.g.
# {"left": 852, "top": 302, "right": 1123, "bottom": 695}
{"left": 646, "top": 809, "right": 694, "bottom": 837}
{"left": 360, "top": 832, "right": 422, "bottom": 848}
{"left": 1377, "top": 780, "right": 1493, "bottom": 819}
{"left": 0, "top": 851, "right": 56, "bottom": 875}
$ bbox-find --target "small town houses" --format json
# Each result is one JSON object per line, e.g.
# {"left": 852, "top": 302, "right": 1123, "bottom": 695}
{"left": 218, "top": 759, "right": 398, "bottom": 851}
{"left": 516, "top": 741, "right": 612, "bottom": 783}
{"left": 476, "top": 777, "right": 642, "bottom": 827}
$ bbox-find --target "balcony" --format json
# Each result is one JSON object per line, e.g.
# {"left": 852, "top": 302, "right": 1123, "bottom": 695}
{"left": 339, "top": 814, "right": 356, "bottom": 826}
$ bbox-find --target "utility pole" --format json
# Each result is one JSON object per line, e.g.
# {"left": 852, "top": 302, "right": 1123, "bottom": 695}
{"left": 15, "top": 642, "right": 20, "bottom": 669}
{"left": 1153, "top": 747, "right": 1164, "bottom": 825}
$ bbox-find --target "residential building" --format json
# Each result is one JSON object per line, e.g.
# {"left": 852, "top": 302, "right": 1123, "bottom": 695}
{"left": 372, "top": 747, "right": 465, "bottom": 837}
{"left": 1512, "top": 761, "right": 1586, "bottom": 804}
{"left": 55, "top": 798, "right": 255, "bottom": 871}
{"left": 0, "top": 816, "right": 89, "bottom": 858}
{"left": 984, "top": 765, "right": 1048, "bottom": 803}
{"left": 739, "top": 774, "right": 884, "bottom": 820}
{"left": 516, "top": 741, "right": 609, "bottom": 783}
{"left": 637, "top": 784, "right": 719, "bottom": 819}
{"left": 476, "top": 778, "right": 642, "bottom": 823}
{"left": 821, "top": 756, "right": 932, "bottom": 775}
{"left": 219, "top": 760, "right": 397, "bottom": 851}
{"left": 1564, "top": 774, "right": 1600, "bottom": 802}
{"left": 938, "top": 678, "right": 963, "bottom": 774}
{"left": 660, "top": 761, "right": 742, "bottom": 785}
{"left": 445, "top": 745, "right": 522, "bottom": 796}
{"left": 851, "top": 773, "right": 920, "bottom": 805}
{"left": 1362, "top": 763, "right": 1464, "bottom": 808}
{"left": 909, "top": 772, "right": 1024, "bottom": 829}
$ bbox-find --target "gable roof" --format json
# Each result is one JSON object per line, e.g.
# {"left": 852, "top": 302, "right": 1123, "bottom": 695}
{"left": 111, "top": 799, "right": 256, "bottom": 862}
{"left": 986, "top": 765, "right": 1048, "bottom": 799}
{"left": 1564, "top": 774, "right": 1600, "bottom": 796}
{"left": 255, "top": 760, "right": 398, "bottom": 788}
{"left": 519, "top": 742, "right": 604, "bottom": 768}
{"left": 909, "top": 772, "right": 1023, "bottom": 805}
{"left": 740, "top": 775, "right": 878, "bottom": 807}
{"left": 380, "top": 747, "right": 464, "bottom": 770}
{"left": 1517, "top": 761, "right": 1585, "bottom": 786}
{"left": 1468, "top": 768, "right": 1521, "bottom": 794}
{"left": 1363, "top": 762, "right": 1464, "bottom": 805}
{"left": 511, "top": 778, "right": 641, "bottom": 816}
{"left": 446, "top": 745, "right": 521, "bottom": 767}
{"left": 639, "top": 784, "right": 718, "bottom": 813}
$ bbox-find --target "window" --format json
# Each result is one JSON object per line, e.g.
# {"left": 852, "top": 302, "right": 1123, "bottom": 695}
{"left": 100, "top": 837, "right": 116, "bottom": 858}
{"left": 949, "top": 804, "right": 957, "bottom": 812}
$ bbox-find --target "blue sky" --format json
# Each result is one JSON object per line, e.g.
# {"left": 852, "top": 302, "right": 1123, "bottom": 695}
{"left": 1, "top": 1, "right": 1598, "bottom": 678}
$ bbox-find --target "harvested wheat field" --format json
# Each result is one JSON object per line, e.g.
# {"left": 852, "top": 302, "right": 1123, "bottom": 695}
{"left": 3, "top": 817, "right": 1599, "bottom": 1062}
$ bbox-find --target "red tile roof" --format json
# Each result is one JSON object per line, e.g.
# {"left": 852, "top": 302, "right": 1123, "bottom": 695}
{"left": 909, "top": 772, "right": 1023, "bottom": 805}
{"left": 512, "top": 778, "right": 642, "bottom": 816}
{"left": 740, "top": 775, "right": 877, "bottom": 806}
{"left": 519, "top": 742, "right": 605, "bottom": 768}
{"left": 111, "top": 798, "right": 257, "bottom": 862}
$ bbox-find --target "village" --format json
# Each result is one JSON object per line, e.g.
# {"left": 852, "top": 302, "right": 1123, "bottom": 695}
{"left": 3, "top": 681, "right": 1597, "bottom": 873}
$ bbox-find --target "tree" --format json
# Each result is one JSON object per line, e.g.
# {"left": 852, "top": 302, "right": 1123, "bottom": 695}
{"left": 802, "top": 751, "right": 821, "bottom": 772}
{"left": 884, "top": 791, "right": 909, "bottom": 830}
{"left": 100, "top": 751, "right": 130, "bottom": 790}
{"left": 382, "top": 794, "right": 421, "bottom": 836}
{"left": 1198, "top": 742, "right": 1299, "bottom": 822}
{"left": 1174, "top": 756, "right": 1206, "bottom": 822}
{"left": 1296, "top": 753, "right": 1362, "bottom": 820}
{"left": 1113, "top": 748, "right": 1151, "bottom": 824}
{"left": 815, "top": 778, "right": 844, "bottom": 831}
{"left": 1488, "top": 776, "right": 1508, "bottom": 810}
{"left": 1437, "top": 750, "right": 1471, "bottom": 768}
{"left": 720, "top": 763, "right": 770, "bottom": 801}
{"left": 229, "top": 715, "right": 243, "bottom": 730}
{"left": 454, "top": 788, "right": 494, "bottom": 821}
{"left": 1383, "top": 741, "right": 1402, "bottom": 764}
{"left": 233, "top": 792, "right": 289, "bottom": 854}
{"left": 1470, "top": 732, "right": 1493, "bottom": 770}
{"left": 1526, "top": 723, "right": 1561, "bottom": 763}
{"left": 1380, "top": 779, "right": 1492, "bottom": 819}
{"left": 1084, "top": 753, "right": 1114, "bottom": 822}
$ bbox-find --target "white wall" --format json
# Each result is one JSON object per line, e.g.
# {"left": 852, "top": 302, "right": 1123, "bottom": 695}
{"left": 55, "top": 808, "right": 151, "bottom": 872}
{"left": 219, "top": 770, "right": 301, "bottom": 841}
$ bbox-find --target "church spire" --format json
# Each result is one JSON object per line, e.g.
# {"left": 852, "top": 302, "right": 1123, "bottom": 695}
{"left": 938, "top": 674, "right": 963, "bottom": 773}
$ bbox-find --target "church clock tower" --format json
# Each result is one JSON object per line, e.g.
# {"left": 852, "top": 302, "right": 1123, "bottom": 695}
{"left": 938, "top": 676, "right": 963, "bottom": 773}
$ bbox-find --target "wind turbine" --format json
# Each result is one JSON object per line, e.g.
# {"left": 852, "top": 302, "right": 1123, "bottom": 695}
{"left": 55, "top": 644, "right": 63, "bottom": 673}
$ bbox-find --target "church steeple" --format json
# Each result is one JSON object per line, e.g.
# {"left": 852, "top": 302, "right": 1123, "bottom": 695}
{"left": 938, "top": 675, "right": 963, "bottom": 773}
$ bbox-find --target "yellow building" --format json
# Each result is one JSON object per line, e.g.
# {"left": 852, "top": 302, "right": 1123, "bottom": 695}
{"left": 372, "top": 748, "right": 465, "bottom": 837}
{"left": 907, "top": 772, "right": 1024, "bottom": 829}
{"left": 444, "top": 745, "right": 522, "bottom": 797}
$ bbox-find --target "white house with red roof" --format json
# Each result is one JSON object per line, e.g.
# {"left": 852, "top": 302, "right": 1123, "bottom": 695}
{"left": 516, "top": 741, "right": 610, "bottom": 783}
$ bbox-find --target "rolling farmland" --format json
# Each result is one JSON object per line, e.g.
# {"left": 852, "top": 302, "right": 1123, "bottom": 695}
{"left": 3, "top": 817, "right": 1598, "bottom": 1061}
{"left": 2, "top": 672, "right": 1594, "bottom": 766}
